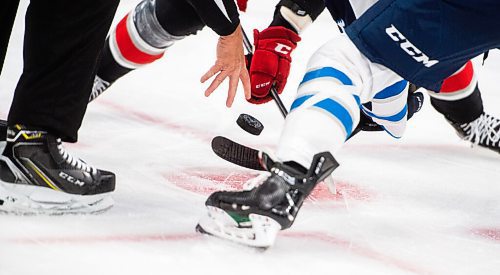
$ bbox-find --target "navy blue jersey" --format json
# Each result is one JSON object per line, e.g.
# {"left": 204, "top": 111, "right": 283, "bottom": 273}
{"left": 344, "top": 0, "right": 500, "bottom": 91}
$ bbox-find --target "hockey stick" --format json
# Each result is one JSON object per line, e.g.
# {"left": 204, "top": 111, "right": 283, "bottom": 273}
{"left": 208, "top": 28, "right": 291, "bottom": 171}
{"left": 212, "top": 135, "right": 264, "bottom": 171}
{"left": 212, "top": 87, "right": 423, "bottom": 169}
{"left": 212, "top": 27, "right": 361, "bottom": 171}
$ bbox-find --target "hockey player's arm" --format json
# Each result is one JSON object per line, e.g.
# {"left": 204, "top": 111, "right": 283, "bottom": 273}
{"left": 247, "top": 0, "right": 325, "bottom": 104}
{"left": 269, "top": 0, "right": 325, "bottom": 34}
{"left": 185, "top": 0, "right": 240, "bottom": 36}
{"left": 191, "top": 0, "right": 250, "bottom": 107}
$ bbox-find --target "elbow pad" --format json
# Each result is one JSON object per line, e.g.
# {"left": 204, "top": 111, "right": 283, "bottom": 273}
{"left": 271, "top": 0, "right": 325, "bottom": 33}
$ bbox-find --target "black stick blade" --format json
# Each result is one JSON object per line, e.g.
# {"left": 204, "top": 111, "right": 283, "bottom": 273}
{"left": 211, "top": 136, "right": 265, "bottom": 171}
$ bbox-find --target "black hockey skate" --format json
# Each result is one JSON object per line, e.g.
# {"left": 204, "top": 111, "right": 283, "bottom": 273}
{"left": 0, "top": 119, "right": 7, "bottom": 153}
{"left": 0, "top": 125, "right": 115, "bottom": 214}
{"left": 197, "top": 151, "right": 339, "bottom": 248}
{"left": 0, "top": 119, "right": 7, "bottom": 141}
{"left": 448, "top": 112, "right": 500, "bottom": 153}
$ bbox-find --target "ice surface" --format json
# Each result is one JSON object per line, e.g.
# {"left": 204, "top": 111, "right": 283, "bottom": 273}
{"left": 0, "top": 1, "right": 499, "bottom": 275}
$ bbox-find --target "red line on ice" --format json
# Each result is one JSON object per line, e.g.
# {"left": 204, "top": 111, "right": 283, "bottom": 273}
{"left": 10, "top": 233, "right": 201, "bottom": 244}
{"left": 93, "top": 100, "right": 466, "bottom": 154}
{"left": 283, "top": 231, "right": 433, "bottom": 275}
{"left": 98, "top": 99, "right": 213, "bottom": 142}
{"left": 470, "top": 228, "right": 500, "bottom": 242}
{"left": 9, "top": 231, "right": 432, "bottom": 274}
{"left": 162, "top": 167, "right": 374, "bottom": 202}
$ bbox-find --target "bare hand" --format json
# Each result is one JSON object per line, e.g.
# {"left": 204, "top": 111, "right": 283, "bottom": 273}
{"left": 200, "top": 25, "right": 251, "bottom": 107}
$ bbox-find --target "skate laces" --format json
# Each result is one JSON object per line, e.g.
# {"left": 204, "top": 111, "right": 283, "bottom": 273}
{"left": 90, "top": 76, "right": 110, "bottom": 101}
{"left": 56, "top": 138, "right": 97, "bottom": 175}
{"left": 461, "top": 113, "right": 500, "bottom": 146}
{"left": 242, "top": 150, "right": 277, "bottom": 190}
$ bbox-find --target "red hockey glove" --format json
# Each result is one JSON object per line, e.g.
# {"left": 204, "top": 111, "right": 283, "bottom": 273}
{"left": 237, "top": 0, "right": 248, "bottom": 12}
{"left": 248, "top": 26, "right": 301, "bottom": 104}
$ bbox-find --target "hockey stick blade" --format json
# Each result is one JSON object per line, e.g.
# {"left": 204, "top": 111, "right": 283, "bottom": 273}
{"left": 211, "top": 136, "right": 265, "bottom": 171}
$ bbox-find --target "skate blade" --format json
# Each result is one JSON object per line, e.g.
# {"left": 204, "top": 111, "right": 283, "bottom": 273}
{"left": 0, "top": 180, "right": 114, "bottom": 215}
{"left": 197, "top": 206, "right": 281, "bottom": 248}
{"left": 324, "top": 175, "right": 336, "bottom": 195}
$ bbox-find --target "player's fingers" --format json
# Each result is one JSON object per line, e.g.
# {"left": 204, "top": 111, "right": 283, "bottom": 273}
{"left": 239, "top": 67, "right": 251, "bottom": 100}
{"left": 200, "top": 65, "right": 220, "bottom": 83}
{"left": 226, "top": 74, "right": 239, "bottom": 107}
{"left": 204, "top": 71, "right": 229, "bottom": 97}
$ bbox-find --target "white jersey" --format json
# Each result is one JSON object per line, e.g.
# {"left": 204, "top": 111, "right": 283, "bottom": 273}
{"left": 276, "top": 22, "right": 408, "bottom": 167}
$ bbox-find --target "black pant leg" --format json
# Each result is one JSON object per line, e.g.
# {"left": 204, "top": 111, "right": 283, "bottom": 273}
{"left": 0, "top": 0, "right": 20, "bottom": 76}
{"left": 8, "top": 0, "right": 119, "bottom": 142}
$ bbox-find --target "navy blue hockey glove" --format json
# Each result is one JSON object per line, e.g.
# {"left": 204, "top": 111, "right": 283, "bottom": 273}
{"left": 406, "top": 83, "right": 424, "bottom": 119}
{"left": 352, "top": 84, "right": 424, "bottom": 135}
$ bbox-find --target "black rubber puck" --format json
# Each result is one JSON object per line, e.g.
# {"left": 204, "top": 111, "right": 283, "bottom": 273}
{"left": 236, "top": 113, "right": 264, "bottom": 136}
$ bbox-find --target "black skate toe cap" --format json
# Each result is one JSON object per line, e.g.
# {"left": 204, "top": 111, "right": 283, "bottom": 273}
{"left": 205, "top": 190, "right": 255, "bottom": 208}
{"left": 87, "top": 169, "right": 116, "bottom": 195}
{"left": 98, "top": 172, "right": 116, "bottom": 193}
{"left": 205, "top": 192, "right": 222, "bottom": 207}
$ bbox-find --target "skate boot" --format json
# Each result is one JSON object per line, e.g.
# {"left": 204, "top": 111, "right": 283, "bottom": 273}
{"left": 0, "top": 125, "right": 115, "bottom": 214}
{"left": 197, "top": 151, "right": 339, "bottom": 248}
{"left": 89, "top": 75, "right": 111, "bottom": 101}
{"left": 447, "top": 112, "right": 500, "bottom": 153}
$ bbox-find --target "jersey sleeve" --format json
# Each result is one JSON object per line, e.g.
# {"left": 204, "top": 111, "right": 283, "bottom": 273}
{"left": 185, "top": 0, "right": 240, "bottom": 36}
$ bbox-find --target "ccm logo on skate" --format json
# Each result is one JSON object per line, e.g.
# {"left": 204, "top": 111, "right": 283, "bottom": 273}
{"left": 59, "top": 172, "right": 84, "bottom": 186}
{"left": 274, "top": 43, "right": 292, "bottom": 55}
{"left": 385, "top": 25, "right": 439, "bottom": 68}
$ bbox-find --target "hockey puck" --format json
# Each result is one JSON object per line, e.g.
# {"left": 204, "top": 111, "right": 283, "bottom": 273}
{"left": 236, "top": 113, "right": 264, "bottom": 136}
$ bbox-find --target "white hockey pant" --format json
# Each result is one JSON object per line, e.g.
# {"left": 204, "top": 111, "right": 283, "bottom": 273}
{"left": 276, "top": 34, "right": 409, "bottom": 167}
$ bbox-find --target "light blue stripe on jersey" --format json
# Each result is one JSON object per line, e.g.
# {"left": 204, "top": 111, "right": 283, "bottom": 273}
{"left": 291, "top": 93, "right": 360, "bottom": 111}
{"left": 292, "top": 94, "right": 360, "bottom": 111}
{"left": 363, "top": 105, "right": 408, "bottom": 122}
{"left": 300, "top": 67, "right": 353, "bottom": 86}
{"left": 373, "top": 80, "right": 408, "bottom": 99}
{"left": 290, "top": 94, "right": 313, "bottom": 111}
{"left": 313, "top": 98, "right": 353, "bottom": 136}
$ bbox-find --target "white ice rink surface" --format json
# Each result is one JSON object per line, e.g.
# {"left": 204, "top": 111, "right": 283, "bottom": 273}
{"left": 1, "top": 1, "right": 500, "bottom": 274}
